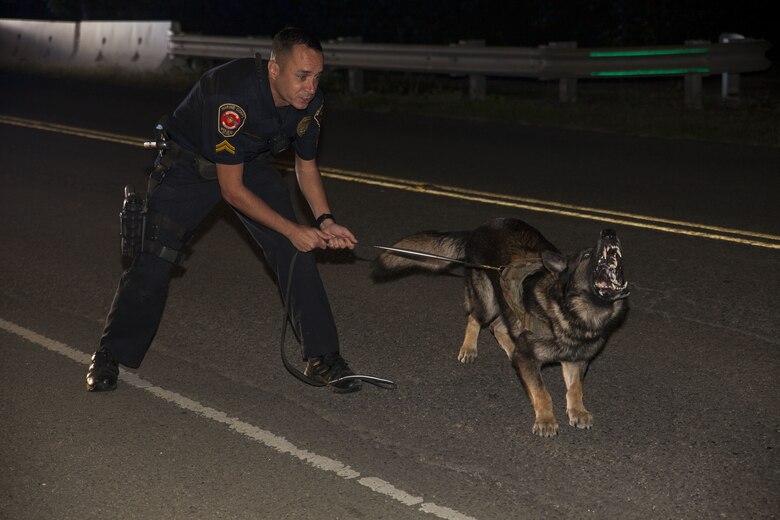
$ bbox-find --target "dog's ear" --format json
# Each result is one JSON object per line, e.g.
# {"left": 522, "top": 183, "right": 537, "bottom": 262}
{"left": 541, "top": 250, "right": 567, "bottom": 273}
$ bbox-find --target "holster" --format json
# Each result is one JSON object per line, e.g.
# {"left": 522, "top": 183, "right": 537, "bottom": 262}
{"left": 142, "top": 211, "right": 192, "bottom": 266}
{"left": 119, "top": 184, "right": 191, "bottom": 267}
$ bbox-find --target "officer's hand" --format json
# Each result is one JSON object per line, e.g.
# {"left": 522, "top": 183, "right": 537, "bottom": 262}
{"left": 287, "top": 224, "right": 330, "bottom": 252}
{"left": 320, "top": 222, "right": 358, "bottom": 250}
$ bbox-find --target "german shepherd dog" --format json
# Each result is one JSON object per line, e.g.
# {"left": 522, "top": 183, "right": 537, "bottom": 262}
{"left": 373, "top": 218, "right": 629, "bottom": 436}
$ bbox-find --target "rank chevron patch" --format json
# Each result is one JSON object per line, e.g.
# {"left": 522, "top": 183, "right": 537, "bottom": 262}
{"left": 215, "top": 139, "right": 236, "bottom": 154}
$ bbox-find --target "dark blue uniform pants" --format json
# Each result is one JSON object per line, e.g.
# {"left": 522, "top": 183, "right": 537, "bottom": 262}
{"left": 100, "top": 159, "right": 339, "bottom": 368}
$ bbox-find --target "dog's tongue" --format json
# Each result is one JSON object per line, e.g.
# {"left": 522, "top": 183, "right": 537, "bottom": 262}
{"left": 594, "top": 264, "right": 615, "bottom": 289}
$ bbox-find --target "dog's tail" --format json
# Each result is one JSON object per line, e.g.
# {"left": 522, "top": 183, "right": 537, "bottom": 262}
{"left": 372, "top": 230, "right": 469, "bottom": 279}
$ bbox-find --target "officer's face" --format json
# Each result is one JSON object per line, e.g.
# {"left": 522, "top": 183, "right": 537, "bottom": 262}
{"left": 268, "top": 44, "right": 324, "bottom": 110}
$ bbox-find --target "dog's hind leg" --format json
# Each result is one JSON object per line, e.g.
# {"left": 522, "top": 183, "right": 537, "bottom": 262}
{"left": 489, "top": 318, "right": 515, "bottom": 359}
{"left": 561, "top": 361, "right": 593, "bottom": 429}
{"left": 458, "top": 314, "right": 481, "bottom": 363}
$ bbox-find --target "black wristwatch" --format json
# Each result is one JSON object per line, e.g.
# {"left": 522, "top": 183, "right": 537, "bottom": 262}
{"left": 315, "top": 213, "right": 335, "bottom": 229}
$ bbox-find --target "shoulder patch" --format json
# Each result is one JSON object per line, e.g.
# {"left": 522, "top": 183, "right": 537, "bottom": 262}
{"left": 296, "top": 116, "right": 312, "bottom": 137}
{"left": 218, "top": 103, "right": 246, "bottom": 137}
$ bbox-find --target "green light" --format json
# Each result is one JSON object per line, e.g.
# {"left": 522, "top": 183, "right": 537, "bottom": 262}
{"left": 590, "top": 48, "right": 708, "bottom": 58}
{"left": 591, "top": 68, "right": 710, "bottom": 77}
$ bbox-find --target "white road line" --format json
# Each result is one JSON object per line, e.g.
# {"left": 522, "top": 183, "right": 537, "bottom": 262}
{"left": 0, "top": 318, "right": 477, "bottom": 520}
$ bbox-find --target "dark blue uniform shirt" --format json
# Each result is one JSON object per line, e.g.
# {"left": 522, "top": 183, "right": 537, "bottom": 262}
{"left": 167, "top": 56, "right": 323, "bottom": 165}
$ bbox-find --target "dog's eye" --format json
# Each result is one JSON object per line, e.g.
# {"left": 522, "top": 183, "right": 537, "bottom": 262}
{"left": 582, "top": 251, "right": 591, "bottom": 259}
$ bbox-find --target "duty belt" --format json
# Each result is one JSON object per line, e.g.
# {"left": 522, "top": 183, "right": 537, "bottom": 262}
{"left": 155, "top": 139, "right": 198, "bottom": 169}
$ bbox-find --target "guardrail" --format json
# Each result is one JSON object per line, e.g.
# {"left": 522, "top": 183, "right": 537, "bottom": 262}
{"left": 169, "top": 33, "right": 772, "bottom": 108}
{"left": 2, "top": 18, "right": 772, "bottom": 108}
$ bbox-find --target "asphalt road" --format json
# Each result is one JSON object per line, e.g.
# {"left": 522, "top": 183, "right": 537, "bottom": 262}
{"left": 1, "top": 72, "right": 778, "bottom": 520}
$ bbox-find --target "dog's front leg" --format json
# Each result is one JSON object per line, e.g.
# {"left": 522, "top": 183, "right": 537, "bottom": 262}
{"left": 561, "top": 361, "right": 593, "bottom": 429}
{"left": 513, "top": 346, "right": 558, "bottom": 437}
{"left": 458, "top": 314, "right": 481, "bottom": 363}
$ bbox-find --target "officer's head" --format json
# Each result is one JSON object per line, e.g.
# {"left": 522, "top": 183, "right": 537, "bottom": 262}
{"left": 268, "top": 27, "right": 324, "bottom": 110}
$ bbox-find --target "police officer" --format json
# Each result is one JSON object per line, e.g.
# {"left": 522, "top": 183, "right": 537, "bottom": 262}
{"left": 87, "top": 27, "right": 363, "bottom": 393}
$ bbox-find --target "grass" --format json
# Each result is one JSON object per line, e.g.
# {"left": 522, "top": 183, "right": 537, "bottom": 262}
{"left": 320, "top": 68, "right": 780, "bottom": 148}
{"left": 4, "top": 59, "right": 778, "bottom": 148}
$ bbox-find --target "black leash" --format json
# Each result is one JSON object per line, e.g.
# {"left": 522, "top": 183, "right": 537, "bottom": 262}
{"left": 280, "top": 243, "right": 501, "bottom": 390}
{"left": 280, "top": 252, "right": 396, "bottom": 390}
{"left": 364, "top": 243, "right": 502, "bottom": 271}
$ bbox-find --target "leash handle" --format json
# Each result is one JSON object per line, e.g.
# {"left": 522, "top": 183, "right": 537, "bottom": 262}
{"left": 329, "top": 374, "right": 397, "bottom": 390}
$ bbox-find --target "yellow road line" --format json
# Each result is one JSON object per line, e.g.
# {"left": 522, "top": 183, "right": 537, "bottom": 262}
{"left": 3, "top": 114, "right": 778, "bottom": 250}
{"left": 285, "top": 166, "right": 780, "bottom": 250}
{"left": 0, "top": 114, "right": 144, "bottom": 147}
{"left": 291, "top": 164, "right": 780, "bottom": 241}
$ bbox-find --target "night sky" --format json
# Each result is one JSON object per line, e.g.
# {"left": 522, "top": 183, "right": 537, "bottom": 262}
{"left": 1, "top": 0, "right": 776, "bottom": 49}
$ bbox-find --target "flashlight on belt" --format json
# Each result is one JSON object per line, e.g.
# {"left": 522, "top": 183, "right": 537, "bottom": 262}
{"left": 143, "top": 121, "right": 171, "bottom": 150}
{"left": 143, "top": 140, "right": 170, "bottom": 150}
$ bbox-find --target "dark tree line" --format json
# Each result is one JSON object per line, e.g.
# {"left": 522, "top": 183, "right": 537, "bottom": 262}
{"left": 1, "top": 0, "right": 775, "bottom": 47}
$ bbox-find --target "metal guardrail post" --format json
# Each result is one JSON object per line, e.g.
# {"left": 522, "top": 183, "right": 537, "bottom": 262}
{"left": 683, "top": 39, "right": 707, "bottom": 109}
{"left": 457, "top": 39, "right": 486, "bottom": 99}
{"left": 334, "top": 36, "right": 364, "bottom": 94}
{"left": 548, "top": 41, "right": 578, "bottom": 103}
{"left": 719, "top": 33, "right": 744, "bottom": 100}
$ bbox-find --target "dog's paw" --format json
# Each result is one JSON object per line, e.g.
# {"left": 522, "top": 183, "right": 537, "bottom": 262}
{"left": 567, "top": 407, "right": 594, "bottom": 429}
{"left": 457, "top": 347, "right": 477, "bottom": 363}
{"left": 532, "top": 417, "right": 560, "bottom": 437}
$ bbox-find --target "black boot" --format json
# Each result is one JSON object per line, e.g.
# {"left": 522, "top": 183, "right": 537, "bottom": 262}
{"left": 305, "top": 352, "right": 362, "bottom": 393}
{"left": 86, "top": 348, "right": 119, "bottom": 392}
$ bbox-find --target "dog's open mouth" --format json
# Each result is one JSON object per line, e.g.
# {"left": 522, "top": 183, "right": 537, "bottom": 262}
{"left": 592, "top": 229, "right": 629, "bottom": 300}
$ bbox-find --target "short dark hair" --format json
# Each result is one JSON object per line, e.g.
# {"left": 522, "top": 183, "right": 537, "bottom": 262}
{"left": 271, "top": 27, "right": 323, "bottom": 62}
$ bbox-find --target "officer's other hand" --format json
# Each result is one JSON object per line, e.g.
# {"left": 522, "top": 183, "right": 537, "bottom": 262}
{"left": 321, "top": 222, "right": 358, "bottom": 250}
